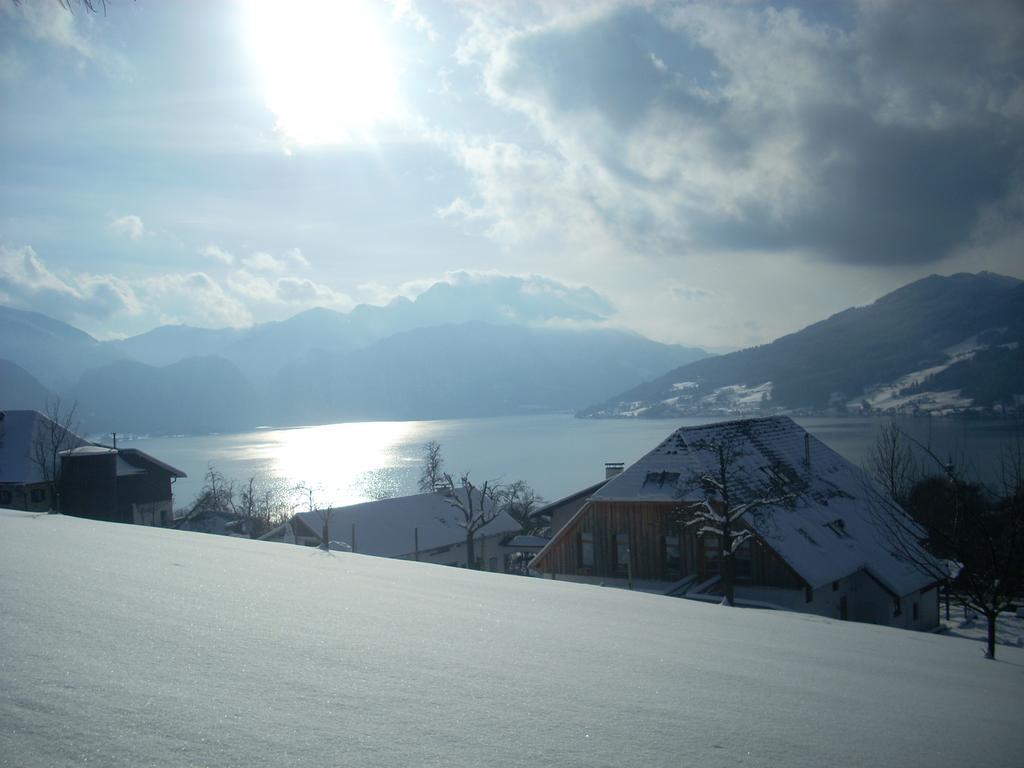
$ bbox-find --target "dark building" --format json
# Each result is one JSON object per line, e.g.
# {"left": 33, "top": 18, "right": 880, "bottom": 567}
{"left": 60, "top": 445, "right": 186, "bottom": 526}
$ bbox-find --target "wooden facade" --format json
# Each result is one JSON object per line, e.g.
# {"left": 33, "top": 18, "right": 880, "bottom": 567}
{"left": 532, "top": 500, "right": 804, "bottom": 589}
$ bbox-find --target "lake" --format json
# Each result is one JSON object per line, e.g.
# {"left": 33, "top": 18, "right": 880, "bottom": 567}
{"left": 121, "top": 414, "right": 1023, "bottom": 512}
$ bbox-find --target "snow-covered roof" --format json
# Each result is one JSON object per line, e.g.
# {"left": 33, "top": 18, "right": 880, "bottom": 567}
{"left": 115, "top": 448, "right": 187, "bottom": 478}
{"left": 0, "top": 410, "right": 90, "bottom": 485}
{"left": 589, "top": 416, "right": 936, "bottom": 596}
{"left": 60, "top": 444, "right": 187, "bottom": 479}
{"left": 292, "top": 489, "right": 522, "bottom": 558}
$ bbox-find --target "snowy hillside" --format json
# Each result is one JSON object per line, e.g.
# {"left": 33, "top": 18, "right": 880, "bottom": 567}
{"left": 2, "top": 510, "right": 1022, "bottom": 768}
{"left": 582, "top": 272, "right": 1023, "bottom": 418}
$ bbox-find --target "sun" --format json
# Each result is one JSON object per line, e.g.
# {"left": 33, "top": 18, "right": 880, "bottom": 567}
{"left": 244, "top": 0, "right": 405, "bottom": 146}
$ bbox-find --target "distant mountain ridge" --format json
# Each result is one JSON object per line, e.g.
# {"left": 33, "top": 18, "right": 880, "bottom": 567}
{"left": 0, "top": 279, "right": 709, "bottom": 434}
{"left": 269, "top": 321, "right": 704, "bottom": 423}
{"left": 581, "top": 272, "right": 1024, "bottom": 418}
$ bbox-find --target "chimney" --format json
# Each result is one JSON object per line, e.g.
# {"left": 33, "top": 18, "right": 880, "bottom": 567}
{"left": 804, "top": 433, "right": 811, "bottom": 469}
{"left": 605, "top": 462, "right": 624, "bottom": 480}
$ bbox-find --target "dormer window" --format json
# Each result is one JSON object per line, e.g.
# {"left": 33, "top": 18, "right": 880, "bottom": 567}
{"left": 643, "top": 471, "right": 679, "bottom": 487}
{"left": 825, "top": 519, "right": 850, "bottom": 539}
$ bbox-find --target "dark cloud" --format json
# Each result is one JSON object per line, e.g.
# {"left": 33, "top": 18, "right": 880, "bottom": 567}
{"left": 486, "top": 0, "right": 1024, "bottom": 266}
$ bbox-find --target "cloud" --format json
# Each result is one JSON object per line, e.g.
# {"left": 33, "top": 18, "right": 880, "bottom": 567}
{"left": 239, "top": 247, "right": 311, "bottom": 273}
{"left": 202, "top": 244, "right": 234, "bottom": 265}
{"left": 3, "top": 1, "right": 93, "bottom": 58}
{"left": 139, "top": 272, "right": 253, "bottom": 329}
{"left": 227, "top": 269, "right": 353, "bottom": 312}
{"left": 283, "top": 247, "right": 309, "bottom": 267}
{"left": 363, "top": 270, "right": 616, "bottom": 326}
{"left": 108, "top": 214, "right": 146, "bottom": 241}
{"left": 275, "top": 276, "right": 351, "bottom": 308}
{"left": 670, "top": 283, "right": 713, "bottom": 302}
{"left": 241, "top": 251, "right": 286, "bottom": 273}
{"left": 0, "top": 244, "right": 140, "bottom": 320}
{"left": 448, "top": 1, "right": 1024, "bottom": 266}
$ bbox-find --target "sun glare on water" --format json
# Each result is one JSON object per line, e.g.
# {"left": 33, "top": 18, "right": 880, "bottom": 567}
{"left": 244, "top": 0, "right": 405, "bottom": 146}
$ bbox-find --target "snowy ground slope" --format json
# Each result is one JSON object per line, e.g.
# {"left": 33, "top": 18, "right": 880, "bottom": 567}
{"left": 2, "top": 511, "right": 1022, "bottom": 768}
{"left": 851, "top": 336, "right": 982, "bottom": 413}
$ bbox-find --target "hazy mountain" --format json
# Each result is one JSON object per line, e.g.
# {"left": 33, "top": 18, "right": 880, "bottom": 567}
{"left": 108, "top": 325, "right": 245, "bottom": 368}
{"left": 581, "top": 272, "right": 1024, "bottom": 418}
{"left": 69, "top": 357, "right": 260, "bottom": 436}
{"left": 101, "top": 275, "right": 622, "bottom": 378}
{"left": 0, "top": 359, "right": 52, "bottom": 412}
{"left": 269, "top": 322, "right": 709, "bottom": 423}
{"left": 0, "top": 305, "right": 124, "bottom": 390}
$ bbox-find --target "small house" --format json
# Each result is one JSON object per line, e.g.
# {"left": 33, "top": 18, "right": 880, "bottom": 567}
{"left": 530, "top": 416, "right": 940, "bottom": 631}
{"left": 59, "top": 445, "right": 186, "bottom": 526}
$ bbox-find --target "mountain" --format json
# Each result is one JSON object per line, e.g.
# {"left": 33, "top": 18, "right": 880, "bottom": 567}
{"left": 269, "top": 322, "right": 709, "bottom": 423}
{"left": 102, "top": 276, "right": 622, "bottom": 378}
{"left": 108, "top": 325, "right": 244, "bottom": 368}
{"left": 69, "top": 357, "right": 261, "bottom": 435}
{"left": 0, "top": 305, "right": 125, "bottom": 390}
{"left": 581, "top": 272, "right": 1024, "bottom": 418}
{"left": 0, "top": 359, "right": 52, "bottom": 412}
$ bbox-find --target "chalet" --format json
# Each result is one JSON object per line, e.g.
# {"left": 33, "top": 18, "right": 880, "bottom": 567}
{"left": 0, "top": 409, "right": 89, "bottom": 512}
{"left": 260, "top": 489, "right": 524, "bottom": 571}
{"left": 530, "top": 416, "right": 940, "bottom": 631}
{"left": 59, "top": 445, "right": 187, "bottom": 527}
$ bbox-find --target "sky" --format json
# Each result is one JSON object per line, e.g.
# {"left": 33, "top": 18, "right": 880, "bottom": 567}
{"left": 0, "top": 0, "right": 1022, "bottom": 349}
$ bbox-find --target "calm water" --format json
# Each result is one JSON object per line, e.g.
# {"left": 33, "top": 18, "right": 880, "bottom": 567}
{"left": 122, "top": 414, "right": 1023, "bottom": 511}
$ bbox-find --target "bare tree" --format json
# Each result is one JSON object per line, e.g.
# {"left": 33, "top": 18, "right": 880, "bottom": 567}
{"left": 31, "top": 397, "right": 81, "bottom": 513}
{"left": 869, "top": 428, "right": 1024, "bottom": 659}
{"left": 176, "top": 464, "right": 237, "bottom": 530}
{"left": 681, "top": 436, "right": 793, "bottom": 607}
{"left": 237, "top": 475, "right": 290, "bottom": 538}
{"left": 439, "top": 472, "right": 501, "bottom": 569}
{"left": 499, "top": 480, "right": 545, "bottom": 534}
{"left": 418, "top": 440, "right": 444, "bottom": 492}
{"left": 866, "top": 420, "right": 919, "bottom": 507}
{"left": 295, "top": 482, "right": 337, "bottom": 551}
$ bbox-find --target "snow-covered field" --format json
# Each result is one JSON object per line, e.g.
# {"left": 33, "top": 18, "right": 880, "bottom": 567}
{"left": 2, "top": 511, "right": 1022, "bottom": 768}
{"left": 852, "top": 335, "right": 982, "bottom": 414}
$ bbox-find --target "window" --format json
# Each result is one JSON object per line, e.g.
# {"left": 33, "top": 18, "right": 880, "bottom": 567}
{"left": 0, "top": 490, "right": 11, "bottom": 504}
{"left": 805, "top": 586, "right": 813, "bottom": 603}
{"left": 832, "top": 581, "right": 839, "bottom": 591}
{"left": 579, "top": 532, "right": 594, "bottom": 568}
{"left": 825, "top": 519, "right": 851, "bottom": 539}
{"left": 664, "top": 535, "right": 681, "bottom": 578}
{"left": 912, "top": 602, "right": 919, "bottom": 621}
{"left": 30, "top": 488, "right": 45, "bottom": 503}
{"left": 893, "top": 598, "right": 902, "bottom": 616}
{"left": 643, "top": 471, "right": 679, "bottom": 487}
{"left": 614, "top": 532, "right": 630, "bottom": 576}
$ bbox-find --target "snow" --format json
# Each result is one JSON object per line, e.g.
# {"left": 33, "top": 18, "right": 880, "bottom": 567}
{"left": 940, "top": 601, "right": 1024, "bottom": 650}
{"left": 2, "top": 509, "right": 1022, "bottom": 768}
{"left": 852, "top": 336, "right": 983, "bottom": 414}
{"left": 702, "top": 381, "right": 773, "bottom": 409}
